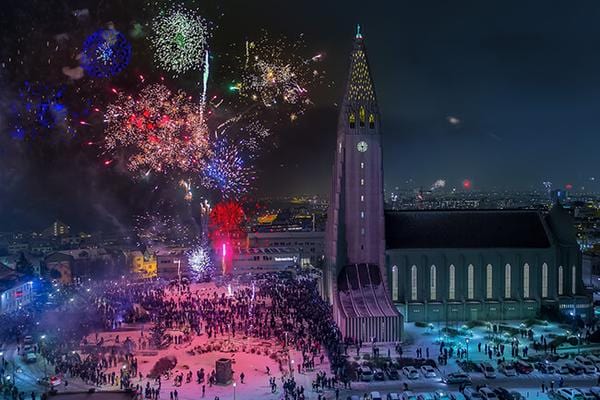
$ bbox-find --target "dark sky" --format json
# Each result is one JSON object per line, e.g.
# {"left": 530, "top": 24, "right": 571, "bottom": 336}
{"left": 1, "top": 0, "right": 600, "bottom": 231}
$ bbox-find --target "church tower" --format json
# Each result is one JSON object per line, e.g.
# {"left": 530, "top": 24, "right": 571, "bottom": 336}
{"left": 324, "top": 27, "right": 402, "bottom": 342}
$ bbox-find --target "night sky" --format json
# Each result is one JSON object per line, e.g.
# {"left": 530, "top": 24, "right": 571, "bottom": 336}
{"left": 1, "top": 0, "right": 600, "bottom": 231}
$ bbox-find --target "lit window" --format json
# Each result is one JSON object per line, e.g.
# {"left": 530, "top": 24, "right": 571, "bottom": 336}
{"left": 572, "top": 265, "right": 576, "bottom": 294}
{"left": 360, "top": 195, "right": 364, "bottom": 202}
{"left": 360, "top": 228, "right": 365, "bottom": 235}
{"left": 505, "top": 264, "right": 511, "bottom": 298}
{"left": 542, "top": 263, "right": 548, "bottom": 298}
{"left": 430, "top": 265, "right": 437, "bottom": 301}
{"left": 486, "top": 264, "right": 493, "bottom": 299}
{"left": 523, "top": 263, "right": 530, "bottom": 298}
{"left": 360, "top": 179, "right": 364, "bottom": 186}
{"left": 448, "top": 264, "right": 455, "bottom": 300}
{"left": 359, "top": 106, "right": 366, "bottom": 127}
{"left": 392, "top": 265, "right": 399, "bottom": 301}
{"left": 558, "top": 265, "right": 563, "bottom": 295}
{"left": 349, "top": 113, "right": 355, "bottom": 128}
{"left": 369, "top": 114, "right": 375, "bottom": 129}
{"left": 467, "top": 264, "right": 474, "bottom": 299}
{"left": 360, "top": 162, "right": 364, "bottom": 169}
{"left": 411, "top": 265, "right": 417, "bottom": 301}
{"left": 360, "top": 211, "right": 365, "bottom": 219}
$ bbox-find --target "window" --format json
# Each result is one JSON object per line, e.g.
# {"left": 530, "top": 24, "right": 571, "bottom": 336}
{"left": 360, "top": 228, "right": 365, "bottom": 235}
{"left": 467, "top": 264, "right": 474, "bottom": 299}
{"left": 369, "top": 114, "right": 375, "bottom": 129}
{"left": 360, "top": 162, "right": 364, "bottom": 169}
{"left": 360, "top": 179, "right": 364, "bottom": 186}
{"left": 359, "top": 106, "right": 366, "bottom": 127}
{"left": 360, "top": 195, "right": 364, "bottom": 202}
{"left": 505, "top": 264, "right": 511, "bottom": 298}
{"left": 542, "top": 263, "right": 548, "bottom": 298}
{"left": 558, "top": 266, "right": 564, "bottom": 295}
{"left": 572, "top": 265, "right": 576, "bottom": 294}
{"left": 523, "top": 263, "right": 530, "bottom": 298}
{"left": 430, "top": 265, "right": 437, "bottom": 300}
{"left": 360, "top": 211, "right": 365, "bottom": 219}
{"left": 411, "top": 265, "right": 417, "bottom": 301}
{"left": 486, "top": 264, "right": 493, "bottom": 299}
{"left": 448, "top": 264, "right": 455, "bottom": 300}
{"left": 392, "top": 265, "right": 398, "bottom": 301}
{"left": 349, "top": 113, "right": 355, "bottom": 128}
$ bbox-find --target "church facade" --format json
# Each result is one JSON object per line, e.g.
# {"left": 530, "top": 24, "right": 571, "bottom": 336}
{"left": 324, "top": 30, "right": 591, "bottom": 340}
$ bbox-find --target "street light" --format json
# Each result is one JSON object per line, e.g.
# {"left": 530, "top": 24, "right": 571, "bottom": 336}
{"left": 465, "top": 338, "right": 470, "bottom": 360}
{"left": 233, "top": 382, "right": 236, "bottom": 400}
{"left": 578, "top": 333, "right": 582, "bottom": 354}
{"left": 291, "top": 359, "right": 295, "bottom": 378}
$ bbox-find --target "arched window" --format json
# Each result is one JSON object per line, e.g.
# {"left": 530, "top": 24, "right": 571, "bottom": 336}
{"left": 411, "top": 265, "right": 417, "bottom": 301}
{"left": 392, "top": 265, "right": 398, "bottom": 301}
{"left": 467, "top": 264, "right": 474, "bottom": 299}
{"left": 486, "top": 264, "right": 493, "bottom": 299}
{"left": 542, "top": 263, "right": 548, "bottom": 298}
{"left": 572, "top": 265, "right": 576, "bottom": 295}
{"left": 430, "top": 265, "right": 437, "bottom": 301}
{"left": 369, "top": 114, "right": 375, "bottom": 129}
{"left": 359, "top": 106, "right": 366, "bottom": 127}
{"left": 505, "top": 264, "right": 511, "bottom": 298}
{"left": 349, "top": 113, "right": 355, "bottom": 128}
{"left": 523, "top": 263, "right": 530, "bottom": 298}
{"left": 449, "top": 264, "right": 456, "bottom": 300}
{"left": 558, "top": 265, "right": 564, "bottom": 295}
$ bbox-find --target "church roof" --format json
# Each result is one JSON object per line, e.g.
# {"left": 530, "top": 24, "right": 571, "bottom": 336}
{"left": 385, "top": 209, "right": 552, "bottom": 249}
{"left": 343, "top": 27, "right": 377, "bottom": 105}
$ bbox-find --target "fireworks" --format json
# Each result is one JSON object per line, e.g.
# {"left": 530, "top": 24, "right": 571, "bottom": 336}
{"left": 187, "top": 244, "right": 211, "bottom": 275}
{"left": 150, "top": 5, "right": 209, "bottom": 76}
{"left": 81, "top": 29, "right": 132, "bottom": 78}
{"left": 8, "top": 82, "right": 71, "bottom": 139}
{"left": 209, "top": 201, "right": 245, "bottom": 239}
{"left": 103, "top": 84, "right": 211, "bottom": 173}
{"left": 202, "top": 139, "right": 255, "bottom": 198}
{"left": 134, "top": 210, "right": 195, "bottom": 247}
{"left": 233, "top": 33, "right": 323, "bottom": 108}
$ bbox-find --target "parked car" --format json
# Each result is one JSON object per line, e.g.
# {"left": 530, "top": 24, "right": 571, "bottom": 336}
{"left": 387, "top": 394, "right": 401, "bottom": 400}
{"left": 498, "top": 363, "right": 516, "bottom": 377}
{"left": 556, "top": 388, "right": 584, "bottom": 400}
{"left": 565, "top": 362, "right": 584, "bottom": 375}
{"left": 434, "top": 390, "right": 450, "bottom": 400}
{"left": 386, "top": 367, "right": 400, "bottom": 380}
{"left": 535, "top": 361, "right": 556, "bottom": 374}
{"left": 37, "top": 376, "right": 61, "bottom": 387}
{"left": 370, "top": 392, "right": 383, "bottom": 400}
{"left": 403, "top": 366, "right": 419, "bottom": 380}
{"left": 421, "top": 365, "right": 437, "bottom": 378}
{"left": 23, "top": 335, "right": 34, "bottom": 345}
{"left": 558, "top": 364, "right": 570, "bottom": 374}
{"left": 480, "top": 363, "right": 497, "bottom": 379}
{"left": 464, "top": 387, "right": 483, "bottom": 400}
{"left": 403, "top": 392, "right": 418, "bottom": 400}
{"left": 373, "top": 368, "right": 385, "bottom": 381}
{"left": 360, "top": 366, "right": 374, "bottom": 382}
{"left": 514, "top": 360, "right": 533, "bottom": 374}
{"left": 450, "top": 394, "right": 467, "bottom": 400}
{"left": 24, "top": 352, "right": 37, "bottom": 363}
{"left": 442, "top": 372, "right": 471, "bottom": 385}
{"left": 418, "top": 394, "right": 435, "bottom": 400}
{"left": 479, "top": 387, "right": 498, "bottom": 400}
{"left": 576, "top": 389, "right": 595, "bottom": 400}
{"left": 589, "top": 387, "right": 600, "bottom": 398}
{"left": 493, "top": 387, "right": 513, "bottom": 400}
{"left": 575, "top": 356, "right": 596, "bottom": 374}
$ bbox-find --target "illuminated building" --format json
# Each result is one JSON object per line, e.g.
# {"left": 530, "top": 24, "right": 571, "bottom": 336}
{"left": 130, "top": 250, "right": 157, "bottom": 278}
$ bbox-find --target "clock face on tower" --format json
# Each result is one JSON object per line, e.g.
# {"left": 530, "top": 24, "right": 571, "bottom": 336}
{"left": 357, "top": 141, "right": 368, "bottom": 152}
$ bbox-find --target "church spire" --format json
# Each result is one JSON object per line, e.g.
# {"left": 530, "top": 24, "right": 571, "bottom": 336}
{"left": 344, "top": 26, "right": 377, "bottom": 107}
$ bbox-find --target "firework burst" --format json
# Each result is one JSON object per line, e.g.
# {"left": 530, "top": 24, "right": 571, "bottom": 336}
{"left": 81, "top": 29, "right": 132, "bottom": 78}
{"left": 103, "top": 83, "right": 211, "bottom": 173}
{"left": 187, "top": 243, "right": 211, "bottom": 275}
{"left": 150, "top": 5, "right": 209, "bottom": 76}
{"left": 202, "top": 139, "right": 254, "bottom": 198}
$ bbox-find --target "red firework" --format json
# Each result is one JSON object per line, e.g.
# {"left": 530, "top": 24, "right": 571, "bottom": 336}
{"left": 209, "top": 201, "right": 245, "bottom": 238}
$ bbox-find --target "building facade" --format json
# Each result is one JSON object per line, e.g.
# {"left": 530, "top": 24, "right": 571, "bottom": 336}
{"left": 386, "top": 207, "right": 591, "bottom": 322}
{"left": 246, "top": 231, "right": 324, "bottom": 267}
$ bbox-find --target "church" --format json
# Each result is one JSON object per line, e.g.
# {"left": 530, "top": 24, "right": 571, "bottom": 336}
{"left": 323, "top": 29, "right": 591, "bottom": 342}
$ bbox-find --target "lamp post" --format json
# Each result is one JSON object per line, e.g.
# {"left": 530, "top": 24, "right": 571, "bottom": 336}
{"left": 465, "top": 338, "right": 470, "bottom": 360}
{"left": 291, "top": 359, "right": 295, "bottom": 378}
{"left": 233, "top": 382, "right": 236, "bottom": 400}
{"left": 577, "top": 333, "right": 581, "bottom": 355}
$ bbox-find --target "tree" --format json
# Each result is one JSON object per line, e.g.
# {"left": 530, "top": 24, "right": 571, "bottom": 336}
{"left": 16, "top": 252, "right": 34, "bottom": 276}
{"left": 150, "top": 324, "right": 167, "bottom": 349}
